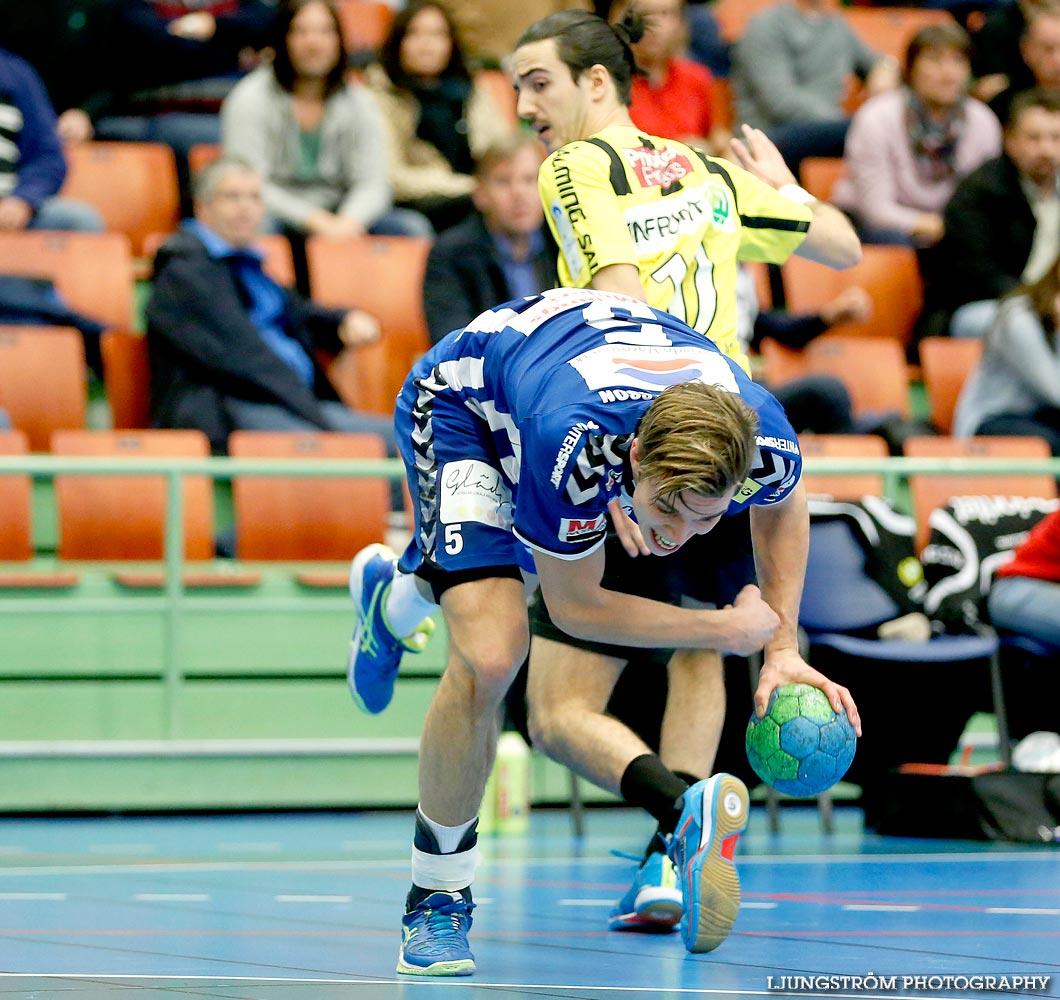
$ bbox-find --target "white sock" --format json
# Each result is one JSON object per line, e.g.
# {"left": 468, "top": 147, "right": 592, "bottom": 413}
{"left": 384, "top": 570, "right": 437, "bottom": 637}
{"left": 418, "top": 810, "right": 477, "bottom": 854}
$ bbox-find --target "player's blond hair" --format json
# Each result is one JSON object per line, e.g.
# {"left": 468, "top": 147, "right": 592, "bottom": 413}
{"left": 636, "top": 382, "right": 758, "bottom": 502}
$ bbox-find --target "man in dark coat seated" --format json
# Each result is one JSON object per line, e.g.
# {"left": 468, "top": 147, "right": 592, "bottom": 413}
{"left": 146, "top": 155, "right": 396, "bottom": 456}
{"left": 423, "top": 133, "right": 555, "bottom": 344}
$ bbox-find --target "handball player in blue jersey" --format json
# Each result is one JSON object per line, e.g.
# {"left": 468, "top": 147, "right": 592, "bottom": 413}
{"left": 345, "top": 286, "right": 860, "bottom": 976}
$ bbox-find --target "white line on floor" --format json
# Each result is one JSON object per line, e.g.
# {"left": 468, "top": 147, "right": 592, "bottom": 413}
{"left": 0, "top": 892, "right": 66, "bottom": 900}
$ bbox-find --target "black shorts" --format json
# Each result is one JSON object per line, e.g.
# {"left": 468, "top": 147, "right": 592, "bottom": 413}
{"left": 528, "top": 509, "right": 755, "bottom": 662}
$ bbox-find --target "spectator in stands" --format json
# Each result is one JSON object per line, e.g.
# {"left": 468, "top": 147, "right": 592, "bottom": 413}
{"left": 731, "top": 0, "right": 900, "bottom": 174}
{"left": 365, "top": 0, "right": 515, "bottom": 233}
{"left": 0, "top": 48, "right": 103, "bottom": 232}
{"left": 146, "top": 156, "right": 397, "bottom": 459}
{"left": 423, "top": 134, "right": 554, "bottom": 344}
{"left": 987, "top": 4, "right": 1060, "bottom": 127}
{"left": 953, "top": 250, "right": 1060, "bottom": 454}
{"left": 441, "top": 0, "right": 593, "bottom": 69}
{"left": 989, "top": 508, "right": 1060, "bottom": 649}
{"left": 922, "top": 88, "right": 1060, "bottom": 339}
{"left": 833, "top": 22, "right": 1001, "bottom": 248}
{"left": 737, "top": 265, "right": 871, "bottom": 435}
{"left": 610, "top": 0, "right": 724, "bottom": 153}
{"left": 685, "top": 0, "right": 730, "bottom": 79}
{"left": 971, "top": 0, "right": 1057, "bottom": 106}
{"left": 221, "top": 0, "right": 432, "bottom": 244}
{"left": 62, "top": 0, "right": 275, "bottom": 209}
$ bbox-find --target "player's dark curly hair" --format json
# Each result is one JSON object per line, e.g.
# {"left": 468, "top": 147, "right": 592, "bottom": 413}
{"left": 636, "top": 382, "right": 758, "bottom": 503}
{"left": 515, "top": 9, "right": 646, "bottom": 105}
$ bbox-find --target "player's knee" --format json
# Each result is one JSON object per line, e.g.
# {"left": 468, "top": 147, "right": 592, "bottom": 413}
{"left": 525, "top": 698, "right": 572, "bottom": 758}
{"left": 458, "top": 632, "right": 529, "bottom": 700}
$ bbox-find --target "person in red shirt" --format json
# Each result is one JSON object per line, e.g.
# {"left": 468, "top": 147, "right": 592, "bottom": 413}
{"left": 613, "top": 0, "right": 726, "bottom": 153}
{"left": 989, "top": 508, "right": 1060, "bottom": 648}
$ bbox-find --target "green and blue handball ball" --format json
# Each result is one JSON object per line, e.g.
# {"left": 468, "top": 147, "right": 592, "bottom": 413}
{"left": 746, "top": 683, "right": 857, "bottom": 797}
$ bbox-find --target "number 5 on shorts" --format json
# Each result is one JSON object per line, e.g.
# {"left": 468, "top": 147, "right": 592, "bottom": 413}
{"left": 445, "top": 524, "right": 464, "bottom": 554}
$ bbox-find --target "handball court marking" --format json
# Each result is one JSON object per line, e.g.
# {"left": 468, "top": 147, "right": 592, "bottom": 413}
{"left": 0, "top": 809, "right": 1055, "bottom": 998}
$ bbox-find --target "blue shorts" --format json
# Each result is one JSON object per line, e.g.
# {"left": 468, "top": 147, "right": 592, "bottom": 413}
{"left": 395, "top": 365, "right": 533, "bottom": 583}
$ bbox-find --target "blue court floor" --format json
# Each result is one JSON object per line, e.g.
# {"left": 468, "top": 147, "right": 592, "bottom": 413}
{"left": 0, "top": 805, "right": 1056, "bottom": 999}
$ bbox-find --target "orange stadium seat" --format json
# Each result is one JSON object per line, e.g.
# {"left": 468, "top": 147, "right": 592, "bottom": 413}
{"left": 0, "top": 231, "right": 135, "bottom": 331}
{"left": 61, "top": 142, "right": 180, "bottom": 257}
{"left": 761, "top": 334, "right": 910, "bottom": 421}
{"left": 803, "top": 334, "right": 910, "bottom": 420}
{"left": 100, "top": 331, "right": 151, "bottom": 431}
{"left": 919, "top": 335, "right": 983, "bottom": 434}
{"left": 0, "top": 429, "right": 80, "bottom": 587}
{"left": 51, "top": 430, "right": 216, "bottom": 562}
{"left": 475, "top": 70, "right": 519, "bottom": 127}
{"left": 0, "top": 430, "right": 33, "bottom": 561}
{"left": 782, "top": 245, "right": 924, "bottom": 346}
{"left": 799, "top": 432, "right": 890, "bottom": 501}
{"left": 188, "top": 143, "right": 221, "bottom": 176}
{"left": 229, "top": 431, "right": 389, "bottom": 575}
{"left": 306, "top": 235, "right": 432, "bottom": 415}
{"left": 904, "top": 435, "right": 1057, "bottom": 554}
{"left": 336, "top": 0, "right": 394, "bottom": 53}
{"left": 0, "top": 327, "right": 87, "bottom": 451}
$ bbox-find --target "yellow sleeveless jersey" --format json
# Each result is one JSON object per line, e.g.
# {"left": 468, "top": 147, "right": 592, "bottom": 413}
{"left": 539, "top": 125, "right": 812, "bottom": 372}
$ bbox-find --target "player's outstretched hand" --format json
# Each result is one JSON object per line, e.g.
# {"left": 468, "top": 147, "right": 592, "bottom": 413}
{"left": 728, "top": 124, "right": 798, "bottom": 191}
{"left": 724, "top": 584, "right": 781, "bottom": 656}
{"left": 755, "top": 646, "right": 862, "bottom": 736}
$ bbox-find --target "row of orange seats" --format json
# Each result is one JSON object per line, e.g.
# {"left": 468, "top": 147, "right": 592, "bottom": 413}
{"left": 1, "top": 428, "right": 1052, "bottom": 579}
{"left": 0, "top": 428, "right": 394, "bottom": 586}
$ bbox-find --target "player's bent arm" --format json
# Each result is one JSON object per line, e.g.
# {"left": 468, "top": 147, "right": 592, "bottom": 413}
{"left": 533, "top": 546, "right": 779, "bottom": 656}
{"left": 748, "top": 479, "right": 808, "bottom": 658}
{"left": 589, "top": 263, "right": 650, "bottom": 303}
{"left": 794, "top": 201, "right": 862, "bottom": 270}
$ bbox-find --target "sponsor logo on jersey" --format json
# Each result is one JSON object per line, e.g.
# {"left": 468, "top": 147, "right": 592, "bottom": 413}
{"left": 755, "top": 434, "right": 800, "bottom": 456}
{"left": 569, "top": 344, "right": 739, "bottom": 394}
{"left": 548, "top": 149, "right": 598, "bottom": 276}
{"left": 550, "top": 421, "right": 599, "bottom": 488}
{"left": 624, "top": 146, "right": 694, "bottom": 189}
{"left": 559, "top": 512, "right": 607, "bottom": 542}
{"left": 439, "top": 459, "right": 513, "bottom": 530}
{"left": 734, "top": 478, "right": 762, "bottom": 503}
{"left": 624, "top": 184, "right": 733, "bottom": 254}
{"left": 598, "top": 387, "right": 656, "bottom": 403}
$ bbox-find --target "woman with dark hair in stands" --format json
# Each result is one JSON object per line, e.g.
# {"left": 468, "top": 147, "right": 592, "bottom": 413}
{"left": 221, "top": 0, "right": 432, "bottom": 243}
{"left": 365, "top": 0, "right": 513, "bottom": 233}
{"left": 954, "top": 251, "right": 1060, "bottom": 454}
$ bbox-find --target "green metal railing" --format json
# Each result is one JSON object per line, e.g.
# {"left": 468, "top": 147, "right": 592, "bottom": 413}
{"left": 1, "top": 453, "right": 1058, "bottom": 737}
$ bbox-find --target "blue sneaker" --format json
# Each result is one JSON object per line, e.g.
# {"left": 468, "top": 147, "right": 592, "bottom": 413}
{"left": 608, "top": 849, "right": 682, "bottom": 933}
{"left": 347, "top": 543, "right": 435, "bottom": 715}
{"left": 396, "top": 891, "right": 476, "bottom": 976}
{"left": 667, "top": 773, "right": 749, "bottom": 953}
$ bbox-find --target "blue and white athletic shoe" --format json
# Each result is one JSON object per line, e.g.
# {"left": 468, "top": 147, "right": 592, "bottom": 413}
{"left": 608, "top": 849, "right": 683, "bottom": 932}
{"left": 397, "top": 891, "right": 476, "bottom": 976}
{"left": 347, "top": 543, "right": 434, "bottom": 714}
{"left": 667, "top": 773, "right": 749, "bottom": 953}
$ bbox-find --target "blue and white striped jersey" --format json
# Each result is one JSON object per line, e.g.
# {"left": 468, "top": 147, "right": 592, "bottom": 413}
{"left": 407, "top": 287, "right": 801, "bottom": 560}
